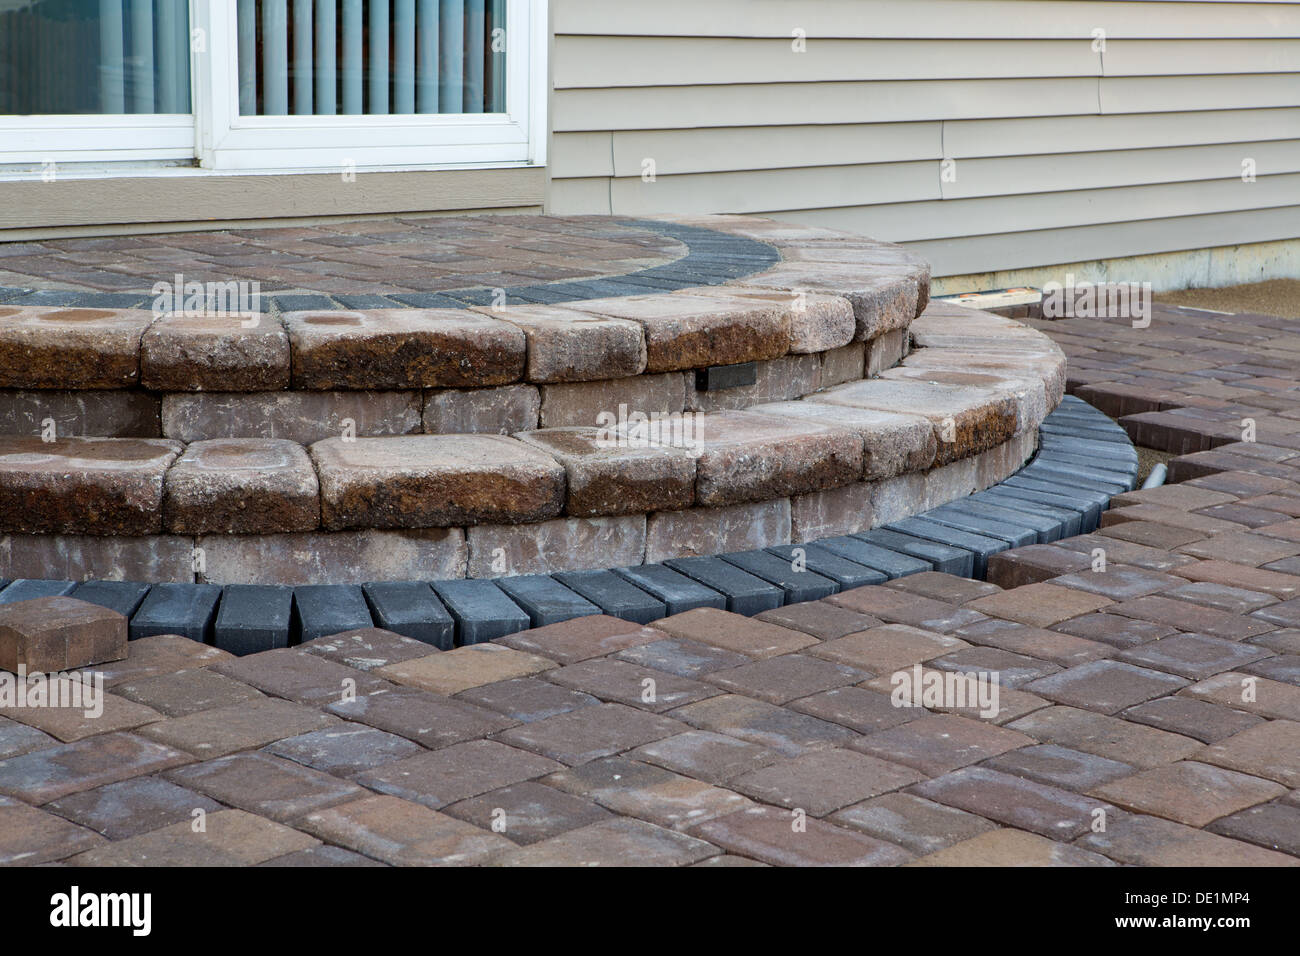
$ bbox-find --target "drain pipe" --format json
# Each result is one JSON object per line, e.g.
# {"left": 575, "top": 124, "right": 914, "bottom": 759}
{"left": 1141, "top": 463, "right": 1168, "bottom": 490}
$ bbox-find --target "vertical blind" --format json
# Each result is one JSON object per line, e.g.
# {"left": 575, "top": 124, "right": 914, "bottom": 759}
{"left": 0, "top": 0, "right": 191, "bottom": 115}
{"left": 239, "top": 0, "right": 507, "bottom": 116}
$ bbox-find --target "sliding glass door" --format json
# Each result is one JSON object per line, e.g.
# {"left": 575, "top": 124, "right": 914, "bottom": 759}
{"left": 0, "top": 0, "right": 544, "bottom": 170}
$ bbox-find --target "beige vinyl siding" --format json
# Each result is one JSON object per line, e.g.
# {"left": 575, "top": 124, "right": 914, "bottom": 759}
{"left": 548, "top": 0, "right": 1300, "bottom": 277}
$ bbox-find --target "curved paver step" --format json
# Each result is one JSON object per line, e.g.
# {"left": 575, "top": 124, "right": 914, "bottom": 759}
{"left": 0, "top": 395, "right": 1138, "bottom": 655}
{"left": 0, "top": 301, "right": 1064, "bottom": 550}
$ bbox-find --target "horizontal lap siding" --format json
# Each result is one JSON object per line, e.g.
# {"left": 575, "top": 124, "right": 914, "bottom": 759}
{"left": 548, "top": 0, "right": 1300, "bottom": 276}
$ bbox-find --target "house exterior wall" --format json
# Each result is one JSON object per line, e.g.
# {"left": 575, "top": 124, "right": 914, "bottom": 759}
{"left": 546, "top": 0, "right": 1300, "bottom": 281}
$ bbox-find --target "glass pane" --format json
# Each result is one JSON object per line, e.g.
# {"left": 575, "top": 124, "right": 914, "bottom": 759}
{"left": 237, "top": 0, "right": 506, "bottom": 116}
{"left": 0, "top": 0, "right": 191, "bottom": 115}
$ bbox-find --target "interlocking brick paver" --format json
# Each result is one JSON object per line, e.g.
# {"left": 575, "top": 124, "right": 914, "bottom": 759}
{"left": 852, "top": 714, "right": 1033, "bottom": 776}
{"left": 1196, "top": 719, "right": 1300, "bottom": 788}
{"left": 1076, "top": 809, "right": 1299, "bottom": 866}
{"left": 612, "top": 638, "right": 752, "bottom": 678}
{"left": 327, "top": 687, "right": 514, "bottom": 748}
{"left": 911, "top": 766, "right": 1110, "bottom": 840}
{"left": 1163, "top": 581, "right": 1278, "bottom": 614}
{"left": 140, "top": 697, "right": 339, "bottom": 758}
{"left": 754, "top": 602, "right": 883, "bottom": 639}
{"left": 1024, "top": 660, "right": 1189, "bottom": 714}
{"left": 649, "top": 608, "right": 817, "bottom": 659}
{"left": 215, "top": 648, "right": 393, "bottom": 705}
{"left": 70, "top": 808, "right": 318, "bottom": 866}
{"left": 1121, "top": 696, "right": 1265, "bottom": 744}
{"left": 807, "top": 624, "right": 968, "bottom": 674}
{"left": 297, "top": 627, "right": 436, "bottom": 671}
{"left": 1115, "top": 632, "right": 1271, "bottom": 679}
{"left": 1179, "top": 671, "right": 1300, "bottom": 721}
{"left": 376, "top": 644, "right": 555, "bottom": 695}
{"left": 0, "top": 732, "right": 191, "bottom": 804}
{"left": 731, "top": 748, "right": 923, "bottom": 817}
{"left": 628, "top": 730, "right": 782, "bottom": 785}
{"left": 829, "top": 792, "right": 997, "bottom": 856}
{"left": 44, "top": 776, "right": 222, "bottom": 840}
{"left": 1090, "top": 760, "right": 1285, "bottom": 827}
{"left": 929, "top": 646, "right": 1061, "bottom": 689}
{"left": 264, "top": 725, "right": 424, "bottom": 778}
{"left": 787, "top": 686, "right": 919, "bottom": 734}
{"left": 166, "top": 752, "right": 363, "bottom": 822}
{"left": 1253, "top": 597, "right": 1300, "bottom": 628}
{"left": 1178, "top": 530, "right": 1300, "bottom": 566}
{"left": 908, "top": 828, "right": 1116, "bottom": 866}
{"left": 828, "top": 585, "right": 986, "bottom": 632}
{"left": 953, "top": 618, "right": 1115, "bottom": 666}
{"left": 493, "top": 817, "right": 720, "bottom": 867}
{"left": 983, "top": 743, "right": 1134, "bottom": 791}
{"left": 884, "top": 571, "right": 1002, "bottom": 605}
{"left": 114, "top": 668, "right": 266, "bottom": 717}
{"left": 1, "top": 689, "right": 162, "bottom": 743}
{"left": 964, "top": 582, "right": 1114, "bottom": 628}
{"left": 670, "top": 693, "right": 858, "bottom": 756}
{"left": 443, "top": 782, "right": 612, "bottom": 845}
{"left": 1007, "top": 705, "right": 1202, "bottom": 768}
{"left": 356, "top": 739, "right": 564, "bottom": 810}
{"left": 1053, "top": 612, "right": 1177, "bottom": 649}
{"left": 0, "top": 795, "right": 106, "bottom": 864}
{"left": 497, "top": 615, "right": 663, "bottom": 664}
{"left": 299, "top": 794, "right": 514, "bottom": 866}
{"left": 260, "top": 845, "right": 387, "bottom": 867}
{"left": 0, "top": 717, "right": 56, "bottom": 759}
{"left": 454, "top": 676, "right": 599, "bottom": 723}
{"left": 1208, "top": 802, "right": 1300, "bottom": 856}
{"left": 494, "top": 702, "right": 688, "bottom": 766}
{"left": 1050, "top": 566, "right": 1185, "bottom": 601}
{"left": 543, "top": 756, "right": 753, "bottom": 829}
{"left": 691, "top": 805, "right": 912, "bottom": 866}
{"left": 703, "top": 654, "right": 868, "bottom": 704}
{"left": 543, "top": 658, "right": 718, "bottom": 712}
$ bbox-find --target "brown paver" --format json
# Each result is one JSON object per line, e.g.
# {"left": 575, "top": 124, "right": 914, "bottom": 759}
{"left": 543, "top": 657, "right": 718, "bottom": 713}
{"left": 649, "top": 608, "right": 817, "bottom": 659}
{"left": 730, "top": 749, "right": 923, "bottom": 817}
{"left": 851, "top": 714, "right": 1033, "bottom": 776}
{"left": 0, "top": 732, "right": 190, "bottom": 804}
{"left": 0, "top": 596, "right": 127, "bottom": 673}
{"left": 703, "top": 654, "right": 867, "bottom": 704}
{"left": 1024, "top": 660, "right": 1190, "bottom": 715}
{"left": 442, "top": 782, "right": 612, "bottom": 845}
{"left": 1076, "top": 810, "right": 1298, "bottom": 866}
{"left": 327, "top": 688, "right": 515, "bottom": 749}
{"left": 43, "top": 777, "right": 223, "bottom": 841}
{"left": 1090, "top": 761, "right": 1285, "bottom": 827}
{"left": 827, "top": 586, "right": 986, "bottom": 632}
{"left": 497, "top": 615, "right": 663, "bottom": 664}
{"left": 908, "top": 828, "right": 1116, "bottom": 866}
{"left": 690, "top": 805, "right": 912, "bottom": 867}
{"left": 139, "top": 697, "right": 338, "bottom": 758}
{"left": 1007, "top": 705, "right": 1202, "bottom": 768}
{"left": 166, "top": 752, "right": 363, "bottom": 822}
{"left": 543, "top": 756, "right": 752, "bottom": 829}
{"left": 829, "top": 791, "right": 997, "bottom": 856}
{"left": 114, "top": 668, "right": 267, "bottom": 717}
{"left": 300, "top": 793, "right": 514, "bottom": 866}
{"left": 493, "top": 702, "right": 687, "bottom": 766}
{"left": 376, "top": 644, "right": 555, "bottom": 696}
{"left": 807, "top": 623, "right": 968, "bottom": 673}
{"left": 1196, "top": 719, "right": 1300, "bottom": 788}
{"left": 69, "top": 808, "right": 318, "bottom": 866}
{"left": 355, "top": 739, "right": 564, "bottom": 810}
{"left": 964, "top": 582, "right": 1114, "bottom": 628}
{"left": 0, "top": 795, "right": 106, "bottom": 864}
{"left": 493, "top": 817, "right": 719, "bottom": 867}
{"left": 912, "top": 766, "right": 1111, "bottom": 840}
{"left": 668, "top": 694, "right": 857, "bottom": 757}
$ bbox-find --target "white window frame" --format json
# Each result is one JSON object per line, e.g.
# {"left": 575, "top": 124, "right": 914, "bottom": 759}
{"left": 0, "top": 0, "right": 547, "bottom": 173}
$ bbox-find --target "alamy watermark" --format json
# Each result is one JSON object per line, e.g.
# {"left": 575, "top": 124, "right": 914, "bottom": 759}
{"left": 151, "top": 272, "right": 261, "bottom": 325}
{"left": 595, "top": 404, "right": 705, "bottom": 454}
{"left": 0, "top": 665, "right": 103, "bottom": 719}
{"left": 1042, "top": 273, "right": 1153, "bottom": 329}
{"left": 891, "top": 663, "right": 1001, "bottom": 719}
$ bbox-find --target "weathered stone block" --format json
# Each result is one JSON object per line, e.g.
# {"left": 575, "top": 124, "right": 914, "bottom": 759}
{"left": 475, "top": 304, "right": 647, "bottom": 383}
{"left": 645, "top": 499, "right": 791, "bottom": 563}
{"left": 748, "top": 401, "right": 936, "bottom": 478}
{"left": 820, "top": 343, "right": 866, "bottom": 388}
{"left": 791, "top": 481, "right": 875, "bottom": 541}
{"left": 515, "top": 427, "right": 696, "bottom": 517}
{"left": 467, "top": 515, "right": 647, "bottom": 578}
{"left": 0, "top": 597, "right": 127, "bottom": 674}
{"left": 539, "top": 373, "right": 689, "bottom": 429}
{"left": 570, "top": 294, "right": 792, "bottom": 373}
{"left": 702, "top": 288, "right": 855, "bottom": 354}
{"left": 161, "top": 391, "right": 421, "bottom": 444}
{"left": 0, "top": 389, "right": 160, "bottom": 438}
{"left": 866, "top": 329, "right": 907, "bottom": 377}
{"left": 140, "top": 314, "right": 290, "bottom": 392}
{"left": 164, "top": 439, "right": 320, "bottom": 534}
{"left": 686, "top": 354, "right": 821, "bottom": 413}
{"left": 311, "top": 435, "right": 565, "bottom": 530}
{"left": 692, "top": 411, "right": 862, "bottom": 506}
{"left": 284, "top": 309, "right": 525, "bottom": 389}
{"left": 0, "top": 436, "right": 182, "bottom": 535}
{"left": 868, "top": 473, "right": 927, "bottom": 527}
{"left": 882, "top": 365, "right": 1049, "bottom": 438}
{"left": 816, "top": 379, "right": 1018, "bottom": 466}
{"left": 423, "top": 385, "right": 540, "bottom": 435}
{"left": 196, "top": 528, "right": 467, "bottom": 585}
{"left": 0, "top": 307, "right": 150, "bottom": 389}
{"left": 736, "top": 263, "right": 920, "bottom": 340}
{"left": 0, "top": 533, "right": 194, "bottom": 584}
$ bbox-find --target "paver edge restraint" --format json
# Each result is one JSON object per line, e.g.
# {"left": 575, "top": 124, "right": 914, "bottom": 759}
{"left": 3, "top": 396, "right": 1138, "bottom": 653}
